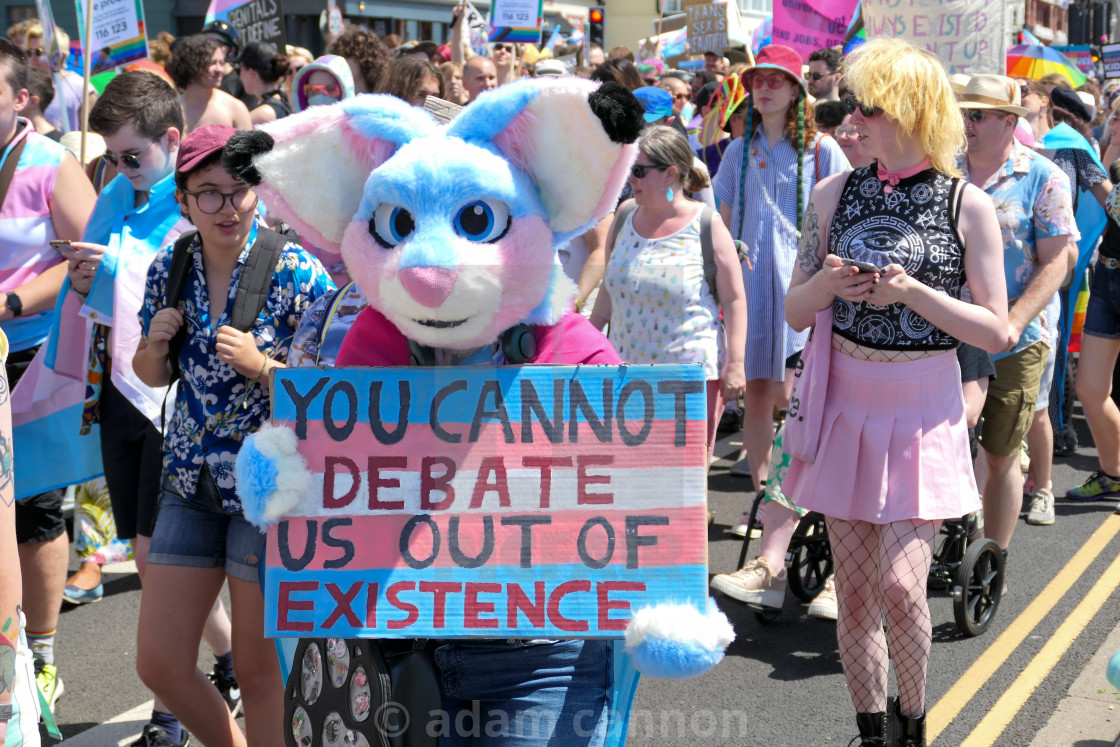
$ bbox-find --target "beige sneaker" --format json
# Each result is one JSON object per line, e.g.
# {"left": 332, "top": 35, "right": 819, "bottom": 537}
{"left": 807, "top": 574, "right": 838, "bottom": 620}
{"left": 710, "top": 557, "right": 787, "bottom": 608}
{"left": 1026, "top": 487, "right": 1055, "bottom": 526}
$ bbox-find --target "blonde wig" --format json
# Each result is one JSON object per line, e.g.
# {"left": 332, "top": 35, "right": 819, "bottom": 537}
{"left": 843, "top": 38, "right": 964, "bottom": 178}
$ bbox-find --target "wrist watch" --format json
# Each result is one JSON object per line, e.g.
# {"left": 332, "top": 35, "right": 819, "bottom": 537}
{"left": 0, "top": 702, "right": 12, "bottom": 721}
{"left": 5, "top": 292, "right": 21, "bottom": 318}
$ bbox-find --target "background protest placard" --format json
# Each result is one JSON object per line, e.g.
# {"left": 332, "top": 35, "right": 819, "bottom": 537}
{"left": 75, "top": 0, "right": 148, "bottom": 74}
{"left": 772, "top": 0, "right": 858, "bottom": 58}
{"left": 685, "top": 0, "right": 728, "bottom": 55}
{"left": 861, "top": 0, "right": 1005, "bottom": 74}
{"left": 489, "top": 0, "right": 543, "bottom": 43}
{"left": 264, "top": 365, "right": 710, "bottom": 639}
{"left": 1103, "top": 43, "right": 1120, "bottom": 79}
{"left": 206, "top": 0, "right": 285, "bottom": 47}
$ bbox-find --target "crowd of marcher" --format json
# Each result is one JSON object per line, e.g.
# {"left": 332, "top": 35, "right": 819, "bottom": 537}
{"left": 0, "top": 9, "right": 1118, "bottom": 747}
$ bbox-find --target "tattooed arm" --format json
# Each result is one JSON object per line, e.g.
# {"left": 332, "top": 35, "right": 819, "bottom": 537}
{"left": 785, "top": 172, "right": 865, "bottom": 331}
{"left": 0, "top": 360, "right": 18, "bottom": 741}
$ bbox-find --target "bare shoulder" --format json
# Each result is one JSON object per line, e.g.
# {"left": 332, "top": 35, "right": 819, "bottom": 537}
{"left": 214, "top": 88, "right": 251, "bottom": 116}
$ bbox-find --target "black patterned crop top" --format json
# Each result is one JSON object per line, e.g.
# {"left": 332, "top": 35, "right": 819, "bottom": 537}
{"left": 829, "top": 165, "right": 964, "bottom": 351}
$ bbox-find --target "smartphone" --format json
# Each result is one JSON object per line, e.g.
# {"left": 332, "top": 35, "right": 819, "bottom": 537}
{"left": 841, "top": 258, "right": 884, "bottom": 274}
{"left": 49, "top": 239, "right": 76, "bottom": 259}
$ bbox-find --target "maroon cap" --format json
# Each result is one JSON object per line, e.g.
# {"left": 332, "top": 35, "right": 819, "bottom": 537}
{"left": 176, "top": 123, "right": 237, "bottom": 176}
{"left": 742, "top": 45, "right": 807, "bottom": 94}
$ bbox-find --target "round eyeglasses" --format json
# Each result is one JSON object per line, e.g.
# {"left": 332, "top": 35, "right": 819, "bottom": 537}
{"left": 180, "top": 187, "right": 258, "bottom": 214}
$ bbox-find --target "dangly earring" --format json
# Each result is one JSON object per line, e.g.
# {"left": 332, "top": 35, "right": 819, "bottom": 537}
{"left": 666, "top": 186, "right": 674, "bottom": 201}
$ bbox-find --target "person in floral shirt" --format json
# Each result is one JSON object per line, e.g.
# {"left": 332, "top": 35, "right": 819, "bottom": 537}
{"left": 960, "top": 74, "right": 1077, "bottom": 566}
{"left": 132, "top": 124, "right": 334, "bottom": 747}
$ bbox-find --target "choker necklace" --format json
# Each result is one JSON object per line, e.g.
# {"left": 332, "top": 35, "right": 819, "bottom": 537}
{"left": 876, "top": 157, "right": 931, "bottom": 194}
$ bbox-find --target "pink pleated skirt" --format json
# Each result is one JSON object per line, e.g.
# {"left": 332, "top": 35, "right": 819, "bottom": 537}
{"left": 784, "top": 347, "right": 981, "bottom": 525}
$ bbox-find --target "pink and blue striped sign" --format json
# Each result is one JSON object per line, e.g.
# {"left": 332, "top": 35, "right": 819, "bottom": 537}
{"left": 264, "top": 364, "right": 710, "bottom": 639}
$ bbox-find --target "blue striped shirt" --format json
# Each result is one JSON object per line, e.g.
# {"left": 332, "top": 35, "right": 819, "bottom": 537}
{"left": 714, "top": 131, "right": 849, "bottom": 380}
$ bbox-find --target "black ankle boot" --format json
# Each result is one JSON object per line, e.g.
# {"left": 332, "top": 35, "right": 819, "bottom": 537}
{"left": 851, "top": 711, "right": 887, "bottom": 746}
{"left": 891, "top": 698, "right": 926, "bottom": 747}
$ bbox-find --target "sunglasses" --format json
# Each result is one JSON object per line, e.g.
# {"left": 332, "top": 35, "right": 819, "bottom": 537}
{"left": 492, "top": 43, "right": 514, "bottom": 52}
{"left": 804, "top": 71, "right": 830, "bottom": 81}
{"left": 748, "top": 72, "right": 791, "bottom": 91}
{"left": 963, "top": 108, "right": 1008, "bottom": 123}
{"left": 302, "top": 82, "right": 341, "bottom": 99}
{"left": 1019, "top": 85, "right": 1031, "bottom": 99}
{"left": 29, "top": 47, "right": 45, "bottom": 57}
{"left": 630, "top": 163, "right": 670, "bottom": 179}
{"left": 104, "top": 139, "right": 157, "bottom": 169}
{"left": 843, "top": 94, "right": 881, "bottom": 118}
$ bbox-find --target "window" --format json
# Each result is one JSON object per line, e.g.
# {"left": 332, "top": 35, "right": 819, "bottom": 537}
{"left": 7, "top": 5, "right": 36, "bottom": 30}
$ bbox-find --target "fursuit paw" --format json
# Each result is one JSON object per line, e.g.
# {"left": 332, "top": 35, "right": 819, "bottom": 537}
{"left": 235, "top": 423, "right": 312, "bottom": 529}
{"left": 624, "top": 598, "right": 734, "bottom": 679}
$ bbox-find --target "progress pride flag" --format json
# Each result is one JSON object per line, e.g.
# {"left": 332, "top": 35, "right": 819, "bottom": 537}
{"left": 264, "top": 364, "right": 710, "bottom": 639}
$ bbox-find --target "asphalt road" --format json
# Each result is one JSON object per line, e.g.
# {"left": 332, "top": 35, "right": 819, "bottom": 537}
{"left": 45, "top": 406, "right": 1120, "bottom": 747}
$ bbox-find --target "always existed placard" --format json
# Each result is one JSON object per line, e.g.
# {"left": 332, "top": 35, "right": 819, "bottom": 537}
{"left": 264, "top": 364, "right": 710, "bottom": 639}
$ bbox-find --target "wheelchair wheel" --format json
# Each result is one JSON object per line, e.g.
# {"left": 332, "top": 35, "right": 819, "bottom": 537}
{"left": 787, "top": 512, "right": 833, "bottom": 602}
{"left": 953, "top": 538, "right": 1005, "bottom": 637}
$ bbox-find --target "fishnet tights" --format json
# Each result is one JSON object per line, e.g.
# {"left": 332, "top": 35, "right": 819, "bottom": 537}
{"left": 826, "top": 517, "right": 941, "bottom": 717}
{"left": 831, "top": 333, "right": 943, "bottom": 362}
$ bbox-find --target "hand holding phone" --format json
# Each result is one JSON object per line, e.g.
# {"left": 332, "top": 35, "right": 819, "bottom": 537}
{"left": 841, "top": 258, "right": 884, "bottom": 274}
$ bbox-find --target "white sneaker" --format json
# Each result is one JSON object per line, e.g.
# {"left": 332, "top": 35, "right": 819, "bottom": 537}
{"left": 807, "top": 574, "right": 838, "bottom": 620}
{"left": 1020, "top": 439, "right": 1031, "bottom": 474}
{"left": 1026, "top": 488, "right": 1055, "bottom": 526}
{"left": 710, "top": 557, "right": 787, "bottom": 608}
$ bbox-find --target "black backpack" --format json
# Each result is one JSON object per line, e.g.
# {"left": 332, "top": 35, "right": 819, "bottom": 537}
{"left": 163, "top": 226, "right": 291, "bottom": 383}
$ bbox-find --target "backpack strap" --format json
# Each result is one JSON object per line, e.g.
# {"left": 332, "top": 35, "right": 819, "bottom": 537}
{"left": 229, "top": 228, "right": 287, "bottom": 333}
{"left": 164, "top": 230, "right": 199, "bottom": 384}
{"left": 698, "top": 205, "right": 719, "bottom": 307}
{"left": 610, "top": 200, "right": 638, "bottom": 247}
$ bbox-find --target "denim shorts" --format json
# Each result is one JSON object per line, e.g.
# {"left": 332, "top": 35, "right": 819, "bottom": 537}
{"left": 1084, "top": 260, "right": 1120, "bottom": 339}
{"left": 147, "top": 470, "right": 266, "bottom": 583}
{"left": 432, "top": 639, "right": 611, "bottom": 746}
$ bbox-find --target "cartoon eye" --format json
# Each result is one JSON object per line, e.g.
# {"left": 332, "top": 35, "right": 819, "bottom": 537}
{"left": 370, "top": 204, "right": 415, "bottom": 248}
{"left": 453, "top": 200, "right": 510, "bottom": 243}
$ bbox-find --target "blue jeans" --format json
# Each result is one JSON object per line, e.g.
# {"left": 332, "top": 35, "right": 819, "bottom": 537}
{"left": 431, "top": 639, "right": 610, "bottom": 746}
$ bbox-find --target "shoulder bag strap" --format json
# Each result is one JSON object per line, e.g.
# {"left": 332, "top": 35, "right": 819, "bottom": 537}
{"left": 0, "top": 136, "right": 26, "bottom": 214}
{"left": 610, "top": 201, "right": 638, "bottom": 247}
{"left": 699, "top": 205, "right": 719, "bottom": 307}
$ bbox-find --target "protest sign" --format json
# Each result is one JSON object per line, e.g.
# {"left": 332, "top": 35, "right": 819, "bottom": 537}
{"left": 1054, "top": 45, "right": 1096, "bottom": 74}
{"left": 685, "top": 0, "right": 728, "bottom": 55}
{"left": 1102, "top": 43, "right": 1120, "bottom": 79}
{"left": 489, "top": 0, "right": 543, "bottom": 43}
{"left": 75, "top": 0, "right": 147, "bottom": 75}
{"left": 861, "top": 0, "right": 1005, "bottom": 74}
{"left": 263, "top": 364, "right": 710, "bottom": 640}
{"left": 206, "top": 0, "right": 285, "bottom": 47}
{"left": 773, "top": 0, "right": 858, "bottom": 58}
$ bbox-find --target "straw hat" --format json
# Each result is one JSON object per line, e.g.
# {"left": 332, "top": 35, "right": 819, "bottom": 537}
{"left": 958, "top": 74, "right": 1028, "bottom": 117}
{"left": 58, "top": 131, "right": 106, "bottom": 166}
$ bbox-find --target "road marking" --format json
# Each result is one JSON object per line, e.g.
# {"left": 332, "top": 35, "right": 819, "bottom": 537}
{"left": 928, "top": 513, "right": 1120, "bottom": 743}
{"left": 57, "top": 700, "right": 152, "bottom": 746}
{"left": 961, "top": 535, "right": 1120, "bottom": 745}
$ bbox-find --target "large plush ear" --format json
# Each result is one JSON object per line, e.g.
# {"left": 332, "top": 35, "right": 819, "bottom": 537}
{"left": 223, "top": 94, "right": 439, "bottom": 253}
{"left": 446, "top": 78, "right": 644, "bottom": 241}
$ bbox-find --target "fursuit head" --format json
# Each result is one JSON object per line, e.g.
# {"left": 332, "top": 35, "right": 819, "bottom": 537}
{"left": 222, "top": 78, "right": 644, "bottom": 350}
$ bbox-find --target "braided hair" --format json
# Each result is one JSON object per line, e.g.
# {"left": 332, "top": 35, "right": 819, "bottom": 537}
{"left": 734, "top": 87, "right": 810, "bottom": 239}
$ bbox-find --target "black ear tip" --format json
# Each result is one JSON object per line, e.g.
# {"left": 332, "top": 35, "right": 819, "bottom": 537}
{"left": 588, "top": 82, "right": 646, "bottom": 145}
{"left": 222, "top": 130, "right": 275, "bottom": 186}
